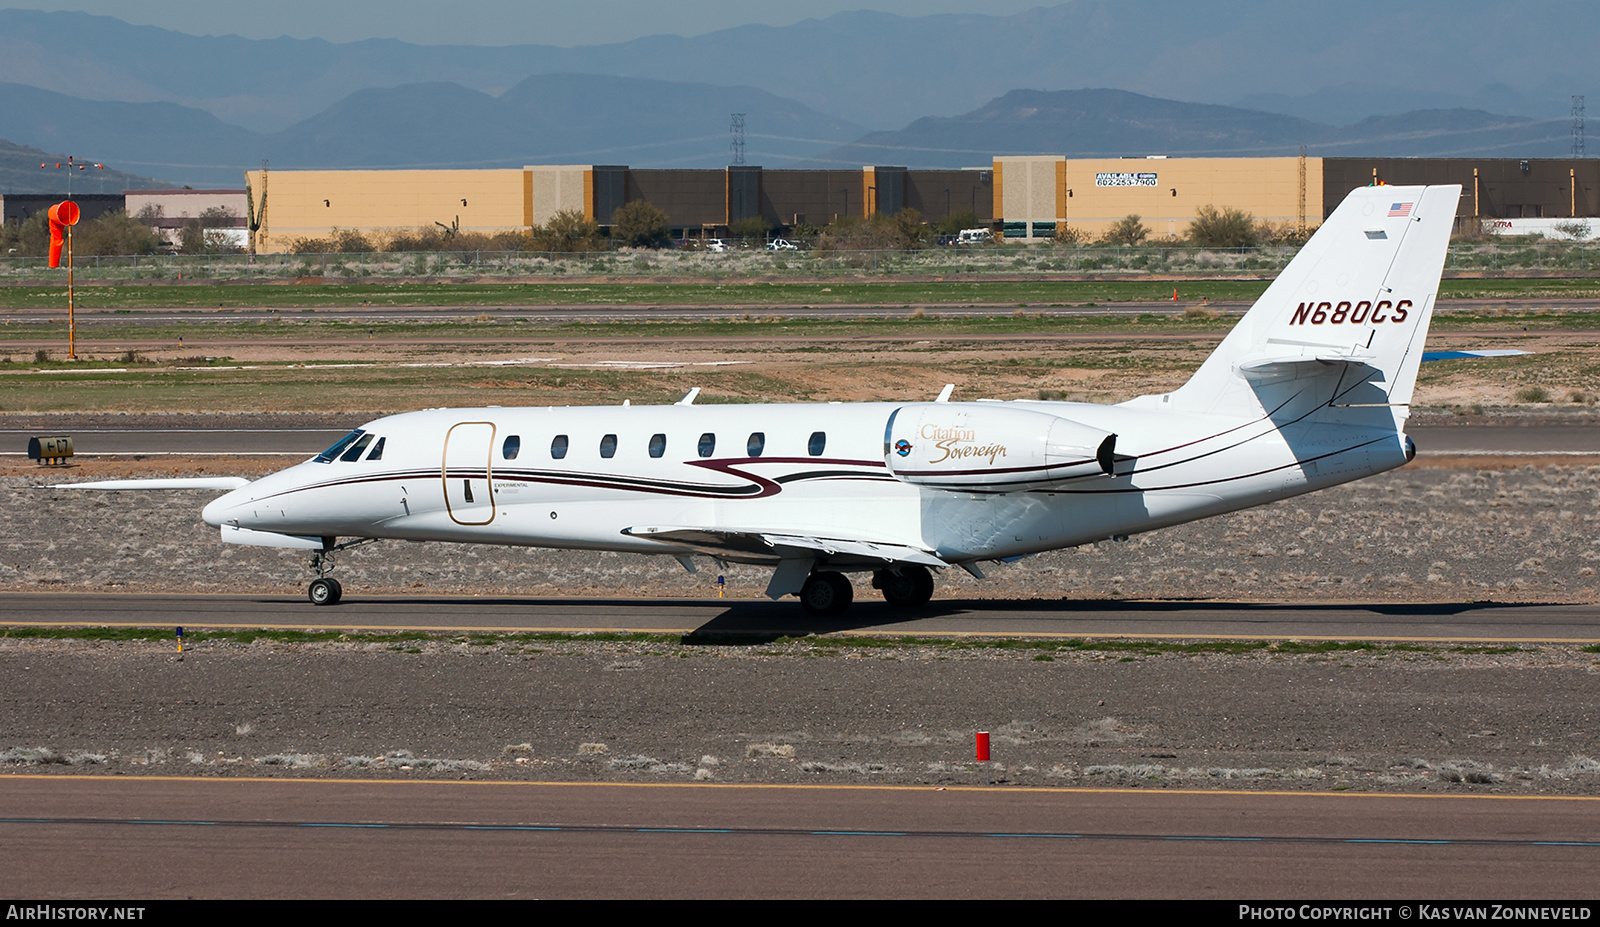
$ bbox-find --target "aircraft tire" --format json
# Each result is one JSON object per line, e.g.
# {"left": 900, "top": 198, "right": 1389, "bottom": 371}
{"left": 876, "top": 565, "right": 934, "bottom": 608}
{"left": 798, "top": 571, "right": 852, "bottom": 616}
{"left": 308, "top": 577, "right": 343, "bottom": 606}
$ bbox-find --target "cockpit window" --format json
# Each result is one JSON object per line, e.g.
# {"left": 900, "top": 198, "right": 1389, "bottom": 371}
{"left": 365, "top": 436, "right": 385, "bottom": 461}
{"left": 339, "top": 434, "right": 375, "bottom": 462}
{"left": 314, "top": 429, "right": 365, "bottom": 463}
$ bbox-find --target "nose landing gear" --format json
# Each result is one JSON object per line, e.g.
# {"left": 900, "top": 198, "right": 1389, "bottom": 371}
{"left": 307, "top": 550, "right": 342, "bottom": 606}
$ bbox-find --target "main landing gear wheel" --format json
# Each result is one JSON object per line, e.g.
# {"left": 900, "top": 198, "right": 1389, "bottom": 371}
{"left": 874, "top": 565, "right": 934, "bottom": 608}
{"left": 308, "top": 577, "right": 343, "bottom": 606}
{"left": 798, "top": 571, "right": 853, "bottom": 616}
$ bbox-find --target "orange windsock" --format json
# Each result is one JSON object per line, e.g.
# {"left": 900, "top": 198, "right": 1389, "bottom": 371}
{"left": 47, "top": 200, "right": 79, "bottom": 268}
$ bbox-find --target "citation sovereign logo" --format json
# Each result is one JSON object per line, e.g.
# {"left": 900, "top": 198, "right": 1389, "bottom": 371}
{"left": 920, "top": 424, "right": 1007, "bottom": 465}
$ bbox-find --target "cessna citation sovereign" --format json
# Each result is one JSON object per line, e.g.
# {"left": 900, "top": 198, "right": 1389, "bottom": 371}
{"left": 76, "top": 184, "right": 1463, "bottom": 614}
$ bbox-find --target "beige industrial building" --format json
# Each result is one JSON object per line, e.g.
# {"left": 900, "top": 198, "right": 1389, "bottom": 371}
{"left": 995, "top": 155, "right": 1319, "bottom": 239}
{"left": 236, "top": 156, "right": 1600, "bottom": 252}
{"left": 124, "top": 188, "right": 249, "bottom": 248}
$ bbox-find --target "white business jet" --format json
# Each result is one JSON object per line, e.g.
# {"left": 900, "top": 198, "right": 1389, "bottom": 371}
{"left": 76, "top": 184, "right": 1464, "bottom": 614}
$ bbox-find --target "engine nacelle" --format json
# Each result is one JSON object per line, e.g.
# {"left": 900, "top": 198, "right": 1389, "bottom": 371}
{"left": 884, "top": 404, "right": 1117, "bottom": 492}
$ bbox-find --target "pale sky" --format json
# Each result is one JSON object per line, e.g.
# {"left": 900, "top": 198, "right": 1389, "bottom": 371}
{"left": 2, "top": 1, "right": 1055, "bottom": 46}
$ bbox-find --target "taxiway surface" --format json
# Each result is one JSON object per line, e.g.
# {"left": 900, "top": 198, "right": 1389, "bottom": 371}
{"left": 3, "top": 776, "right": 1596, "bottom": 898}
{"left": 4, "top": 592, "right": 1598, "bottom": 641}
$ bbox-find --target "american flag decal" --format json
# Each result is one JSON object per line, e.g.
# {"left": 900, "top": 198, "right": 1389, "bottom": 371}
{"left": 1388, "top": 202, "right": 1414, "bottom": 217}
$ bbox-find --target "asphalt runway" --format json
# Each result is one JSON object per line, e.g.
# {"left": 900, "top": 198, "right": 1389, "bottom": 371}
{"left": 4, "top": 423, "right": 1598, "bottom": 457}
{"left": 3, "top": 775, "right": 1596, "bottom": 898}
{"left": 5, "top": 592, "right": 1597, "bottom": 641}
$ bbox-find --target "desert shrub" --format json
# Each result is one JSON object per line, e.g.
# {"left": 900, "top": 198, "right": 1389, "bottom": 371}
{"left": 1187, "top": 204, "right": 1258, "bottom": 248}
{"left": 1255, "top": 220, "right": 1312, "bottom": 246}
{"left": 933, "top": 210, "right": 979, "bottom": 236}
{"left": 1054, "top": 223, "right": 1088, "bottom": 246}
{"left": 1515, "top": 386, "right": 1551, "bottom": 403}
{"left": 813, "top": 212, "right": 925, "bottom": 251}
{"left": 1553, "top": 219, "right": 1592, "bottom": 241}
{"left": 727, "top": 214, "right": 775, "bottom": 244}
{"left": 531, "top": 210, "right": 606, "bottom": 252}
{"left": 1101, "top": 214, "right": 1150, "bottom": 246}
{"left": 611, "top": 200, "right": 671, "bottom": 249}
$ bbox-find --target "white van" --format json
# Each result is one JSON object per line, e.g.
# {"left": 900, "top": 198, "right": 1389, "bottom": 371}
{"left": 705, "top": 238, "right": 728, "bottom": 252}
{"left": 956, "top": 228, "right": 992, "bottom": 245}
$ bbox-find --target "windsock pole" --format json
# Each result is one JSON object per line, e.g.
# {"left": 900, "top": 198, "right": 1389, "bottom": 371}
{"left": 47, "top": 200, "right": 81, "bottom": 359}
{"left": 42, "top": 156, "right": 101, "bottom": 360}
{"left": 67, "top": 211, "right": 74, "bottom": 359}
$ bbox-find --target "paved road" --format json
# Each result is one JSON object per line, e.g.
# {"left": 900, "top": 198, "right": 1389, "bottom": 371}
{"left": 5, "top": 424, "right": 1598, "bottom": 457}
{"left": 3, "top": 776, "right": 1595, "bottom": 898}
{"left": 6, "top": 592, "right": 1597, "bottom": 642}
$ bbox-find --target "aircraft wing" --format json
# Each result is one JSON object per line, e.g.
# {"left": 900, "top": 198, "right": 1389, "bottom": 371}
{"left": 622, "top": 525, "right": 946, "bottom": 568}
{"left": 55, "top": 477, "right": 250, "bottom": 491}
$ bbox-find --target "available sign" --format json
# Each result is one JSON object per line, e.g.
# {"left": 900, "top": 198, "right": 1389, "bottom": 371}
{"left": 1095, "top": 172, "right": 1158, "bottom": 187}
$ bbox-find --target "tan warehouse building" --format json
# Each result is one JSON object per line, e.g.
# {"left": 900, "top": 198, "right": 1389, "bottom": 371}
{"left": 242, "top": 156, "right": 1600, "bottom": 253}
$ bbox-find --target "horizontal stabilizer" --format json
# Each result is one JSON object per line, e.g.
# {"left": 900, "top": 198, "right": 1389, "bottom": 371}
{"left": 56, "top": 477, "right": 249, "bottom": 491}
{"left": 623, "top": 525, "right": 945, "bottom": 567}
{"left": 1421, "top": 349, "right": 1529, "bottom": 361}
{"left": 1235, "top": 354, "right": 1382, "bottom": 383}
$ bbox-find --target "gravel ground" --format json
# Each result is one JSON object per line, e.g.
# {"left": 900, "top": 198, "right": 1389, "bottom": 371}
{"left": 1, "top": 636, "right": 1597, "bottom": 794}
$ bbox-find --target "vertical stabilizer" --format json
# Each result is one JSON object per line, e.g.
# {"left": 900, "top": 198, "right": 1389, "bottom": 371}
{"left": 1166, "top": 184, "right": 1460, "bottom": 418}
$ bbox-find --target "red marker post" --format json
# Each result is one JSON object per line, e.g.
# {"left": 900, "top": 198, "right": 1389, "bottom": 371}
{"left": 976, "top": 731, "right": 991, "bottom": 785}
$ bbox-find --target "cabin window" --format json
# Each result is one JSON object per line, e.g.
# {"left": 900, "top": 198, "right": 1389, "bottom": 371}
{"left": 339, "top": 433, "right": 374, "bottom": 462}
{"left": 648, "top": 433, "right": 667, "bottom": 458}
{"left": 808, "top": 431, "right": 827, "bottom": 456}
{"left": 365, "top": 437, "right": 386, "bottom": 461}
{"left": 698, "top": 433, "right": 716, "bottom": 458}
{"left": 747, "top": 432, "right": 765, "bottom": 457}
{"left": 550, "top": 435, "right": 569, "bottom": 459}
{"left": 502, "top": 435, "right": 521, "bottom": 460}
{"left": 314, "top": 429, "right": 364, "bottom": 463}
{"left": 600, "top": 434, "right": 618, "bottom": 458}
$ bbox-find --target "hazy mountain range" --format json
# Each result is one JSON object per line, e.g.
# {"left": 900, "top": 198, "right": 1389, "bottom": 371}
{"left": 0, "top": 5, "right": 1592, "bottom": 191}
{"left": 807, "top": 90, "right": 1578, "bottom": 168}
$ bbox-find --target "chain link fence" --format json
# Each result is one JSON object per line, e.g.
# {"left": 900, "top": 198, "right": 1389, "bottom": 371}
{"left": 2, "top": 241, "right": 1597, "bottom": 281}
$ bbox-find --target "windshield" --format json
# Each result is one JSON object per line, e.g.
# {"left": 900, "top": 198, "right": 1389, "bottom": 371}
{"left": 314, "top": 429, "right": 365, "bottom": 463}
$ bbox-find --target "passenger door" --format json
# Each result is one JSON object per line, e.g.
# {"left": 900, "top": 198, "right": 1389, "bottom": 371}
{"left": 442, "top": 422, "right": 496, "bottom": 525}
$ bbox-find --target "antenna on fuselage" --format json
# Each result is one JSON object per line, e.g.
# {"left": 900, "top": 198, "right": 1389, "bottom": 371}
{"left": 936, "top": 384, "right": 955, "bottom": 402}
{"left": 676, "top": 388, "right": 701, "bottom": 405}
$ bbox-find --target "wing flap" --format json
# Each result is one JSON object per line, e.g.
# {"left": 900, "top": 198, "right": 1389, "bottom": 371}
{"left": 623, "top": 525, "right": 945, "bottom": 567}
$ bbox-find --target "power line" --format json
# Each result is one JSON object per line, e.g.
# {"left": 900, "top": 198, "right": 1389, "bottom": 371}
{"left": 1574, "top": 95, "right": 1585, "bottom": 158}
